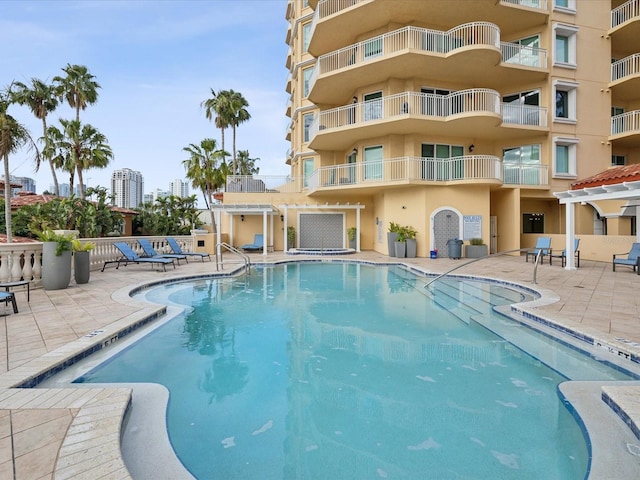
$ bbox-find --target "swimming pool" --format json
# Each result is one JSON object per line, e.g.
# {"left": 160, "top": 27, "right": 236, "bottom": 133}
{"left": 73, "top": 262, "right": 635, "bottom": 479}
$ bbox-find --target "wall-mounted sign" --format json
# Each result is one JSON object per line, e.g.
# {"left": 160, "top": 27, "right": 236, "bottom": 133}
{"left": 463, "top": 215, "right": 482, "bottom": 240}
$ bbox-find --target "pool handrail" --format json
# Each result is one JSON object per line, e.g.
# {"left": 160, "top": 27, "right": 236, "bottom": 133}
{"left": 216, "top": 242, "right": 251, "bottom": 274}
{"left": 424, "top": 247, "right": 538, "bottom": 289}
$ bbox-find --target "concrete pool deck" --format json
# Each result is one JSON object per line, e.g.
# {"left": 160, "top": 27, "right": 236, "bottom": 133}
{"left": 0, "top": 252, "right": 639, "bottom": 478}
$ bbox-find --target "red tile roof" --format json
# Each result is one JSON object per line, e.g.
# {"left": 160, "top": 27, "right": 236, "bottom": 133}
{"left": 8, "top": 192, "right": 138, "bottom": 214}
{"left": 572, "top": 164, "right": 640, "bottom": 189}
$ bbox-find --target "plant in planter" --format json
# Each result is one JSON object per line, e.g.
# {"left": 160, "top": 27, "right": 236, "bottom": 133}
{"left": 72, "top": 239, "right": 96, "bottom": 284}
{"left": 387, "top": 222, "right": 401, "bottom": 257}
{"left": 394, "top": 226, "right": 407, "bottom": 258}
{"left": 465, "top": 237, "right": 488, "bottom": 258}
{"left": 287, "top": 226, "right": 296, "bottom": 250}
{"left": 347, "top": 227, "right": 357, "bottom": 249}
{"left": 36, "top": 229, "right": 74, "bottom": 290}
{"left": 404, "top": 225, "right": 418, "bottom": 258}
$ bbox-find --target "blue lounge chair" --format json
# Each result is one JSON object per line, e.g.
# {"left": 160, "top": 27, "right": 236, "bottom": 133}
{"left": 102, "top": 242, "right": 175, "bottom": 272}
{"left": 0, "top": 291, "right": 18, "bottom": 314}
{"left": 241, "top": 234, "right": 264, "bottom": 252}
{"left": 550, "top": 238, "right": 580, "bottom": 267}
{"left": 525, "top": 237, "right": 552, "bottom": 264}
{"left": 166, "top": 237, "right": 211, "bottom": 262}
{"left": 613, "top": 243, "right": 640, "bottom": 274}
{"left": 138, "top": 238, "right": 187, "bottom": 264}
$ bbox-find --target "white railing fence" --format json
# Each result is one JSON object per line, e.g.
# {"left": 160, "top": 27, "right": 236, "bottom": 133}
{"left": 611, "top": 110, "right": 640, "bottom": 135}
{"left": 503, "top": 164, "right": 549, "bottom": 186}
{"left": 612, "top": 0, "right": 640, "bottom": 28}
{"left": 0, "top": 235, "right": 196, "bottom": 285}
{"left": 226, "top": 175, "right": 297, "bottom": 193}
{"left": 611, "top": 53, "right": 640, "bottom": 82}
{"left": 501, "top": 0, "right": 548, "bottom": 10}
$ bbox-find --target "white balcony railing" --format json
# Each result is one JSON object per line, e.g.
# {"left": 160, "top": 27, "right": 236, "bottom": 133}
{"left": 612, "top": 0, "right": 640, "bottom": 28}
{"left": 612, "top": 110, "right": 640, "bottom": 135}
{"left": 306, "top": 155, "right": 502, "bottom": 190}
{"left": 500, "top": 0, "right": 547, "bottom": 10}
{"left": 311, "top": 0, "right": 363, "bottom": 33}
{"left": 309, "top": 24, "right": 546, "bottom": 91}
{"left": 501, "top": 103, "right": 548, "bottom": 127}
{"left": 309, "top": 89, "right": 501, "bottom": 139}
{"left": 611, "top": 53, "right": 640, "bottom": 82}
{"left": 502, "top": 164, "right": 549, "bottom": 186}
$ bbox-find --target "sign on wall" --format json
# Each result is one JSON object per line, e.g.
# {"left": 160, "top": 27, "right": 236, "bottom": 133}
{"left": 463, "top": 215, "right": 482, "bottom": 240}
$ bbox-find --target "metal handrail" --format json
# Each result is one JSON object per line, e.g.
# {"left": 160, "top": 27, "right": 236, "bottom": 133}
{"left": 424, "top": 247, "right": 539, "bottom": 289}
{"left": 216, "top": 242, "right": 251, "bottom": 274}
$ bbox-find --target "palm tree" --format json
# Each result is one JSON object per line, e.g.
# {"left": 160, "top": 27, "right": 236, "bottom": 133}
{"left": 0, "top": 87, "right": 39, "bottom": 243}
{"left": 228, "top": 90, "right": 251, "bottom": 174}
{"left": 201, "top": 89, "right": 233, "bottom": 163}
{"left": 46, "top": 119, "right": 113, "bottom": 199}
{"left": 11, "top": 78, "right": 61, "bottom": 195}
{"left": 182, "top": 138, "right": 228, "bottom": 233}
{"left": 53, "top": 64, "right": 100, "bottom": 122}
{"left": 236, "top": 150, "right": 260, "bottom": 175}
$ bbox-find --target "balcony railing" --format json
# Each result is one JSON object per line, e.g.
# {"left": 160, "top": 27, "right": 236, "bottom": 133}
{"left": 502, "top": 164, "right": 549, "bottom": 186}
{"left": 611, "top": 53, "right": 640, "bottom": 82}
{"left": 309, "top": 24, "right": 546, "bottom": 90}
{"left": 612, "top": 0, "right": 640, "bottom": 28}
{"left": 500, "top": 0, "right": 547, "bottom": 9}
{"left": 226, "top": 175, "right": 299, "bottom": 193}
{"left": 311, "top": 0, "right": 363, "bottom": 32}
{"left": 306, "top": 155, "right": 502, "bottom": 190}
{"left": 501, "top": 103, "right": 548, "bottom": 127}
{"left": 612, "top": 110, "right": 640, "bottom": 135}
{"left": 310, "top": 90, "right": 500, "bottom": 137}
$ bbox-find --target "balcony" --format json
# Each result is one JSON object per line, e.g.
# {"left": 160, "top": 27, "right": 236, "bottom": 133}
{"left": 226, "top": 175, "right": 299, "bottom": 194}
{"left": 308, "top": 0, "right": 548, "bottom": 56}
{"left": 306, "top": 155, "right": 502, "bottom": 194}
{"left": 610, "top": 53, "right": 640, "bottom": 101}
{"left": 611, "top": 110, "right": 640, "bottom": 147}
{"left": 308, "top": 90, "right": 546, "bottom": 151}
{"left": 502, "top": 164, "right": 549, "bottom": 187}
{"left": 610, "top": 0, "right": 640, "bottom": 53}
{"left": 308, "top": 24, "right": 547, "bottom": 104}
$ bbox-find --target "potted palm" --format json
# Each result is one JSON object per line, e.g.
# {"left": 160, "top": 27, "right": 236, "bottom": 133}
{"left": 387, "top": 222, "right": 400, "bottom": 257}
{"left": 287, "top": 226, "right": 295, "bottom": 250}
{"left": 37, "top": 229, "right": 74, "bottom": 290}
{"left": 394, "top": 226, "right": 407, "bottom": 258}
{"left": 465, "top": 238, "right": 488, "bottom": 258}
{"left": 72, "top": 239, "right": 96, "bottom": 284}
{"left": 404, "top": 225, "right": 417, "bottom": 258}
{"left": 347, "top": 227, "right": 357, "bottom": 249}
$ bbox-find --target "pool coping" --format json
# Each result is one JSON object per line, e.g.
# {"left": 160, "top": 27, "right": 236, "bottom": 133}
{"left": 2, "top": 258, "right": 640, "bottom": 479}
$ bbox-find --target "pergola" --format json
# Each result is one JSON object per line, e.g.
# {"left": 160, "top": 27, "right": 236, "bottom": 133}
{"left": 210, "top": 204, "right": 278, "bottom": 256}
{"left": 554, "top": 180, "right": 640, "bottom": 269}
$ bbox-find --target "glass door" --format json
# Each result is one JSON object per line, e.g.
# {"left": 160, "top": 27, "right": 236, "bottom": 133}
{"left": 364, "top": 146, "right": 383, "bottom": 180}
{"left": 364, "top": 92, "right": 383, "bottom": 121}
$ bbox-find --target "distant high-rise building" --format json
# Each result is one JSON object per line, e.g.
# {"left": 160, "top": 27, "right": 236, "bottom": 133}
{"left": 170, "top": 179, "right": 190, "bottom": 198}
{"left": 111, "top": 168, "right": 144, "bottom": 208}
{"left": 13, "top": 176, "right": 36, "bottom": 194}
{"left": 57, "top": 183, "right": 71, "bottom": 197}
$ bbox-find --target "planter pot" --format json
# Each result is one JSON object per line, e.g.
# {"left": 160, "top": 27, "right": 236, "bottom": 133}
{"left": 41, "top": 242, "right": 72, "bottom": 290}
{"left": 387, "top": 232, "right": 398, "bottom": 257}
{"left": 465, "top": 244, "right": 488, "bottom": 259}
{"left": 406, "top": 238, "right": 417, "bottom": 258}
{"left": 395, "top": 241, "right": 406, "bottom": 258}
{"left": 349, "top": 239, "right": 356, "bottom": 250}
{"left": 74, "top": 251, "right": 91, "bottom": 284}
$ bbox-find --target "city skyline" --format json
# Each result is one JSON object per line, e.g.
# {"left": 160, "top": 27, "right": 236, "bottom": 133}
{"left": 2, "top": 0, "right": 290, "bottom": 208}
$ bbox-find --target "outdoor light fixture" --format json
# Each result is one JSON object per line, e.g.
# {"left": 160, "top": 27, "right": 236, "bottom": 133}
{"left": 375, "top": 217, "right": 379, "bottom": 225}
{"left": 468, "top": 144, "right": 475, "bottom": 153}
{"left": 241, "top": 215, "right": 245, "bottom": 222}
{"left": 352, "top": 148, "right": 358, "bottom": 156}
{"left": 280, "top": 215, "right": 284, "bottom": 221}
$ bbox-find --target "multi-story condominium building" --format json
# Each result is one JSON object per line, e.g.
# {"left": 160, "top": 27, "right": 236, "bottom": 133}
{"left": 220, "top": 0, "right": 640, "bottom": 262}
{"left": 170, "top": 179, "right": 190, "bottom": 198}
{"left": 111, "top": 168, "right": 144, "bottom": 209}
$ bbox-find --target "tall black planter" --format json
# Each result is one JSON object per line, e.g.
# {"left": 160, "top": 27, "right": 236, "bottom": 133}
{"left": 74, "top": 251, "right": 91, "bottom": 284}
{"left": 387, "top": 232, "right": 398, "bottom": 257}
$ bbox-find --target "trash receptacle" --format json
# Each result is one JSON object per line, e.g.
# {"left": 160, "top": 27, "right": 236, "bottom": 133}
{"left": 447, "top": 238, "right": 463, "bottom": 259}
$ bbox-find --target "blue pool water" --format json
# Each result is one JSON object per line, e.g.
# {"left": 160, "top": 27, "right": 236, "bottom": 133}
{"left": 75, "top": 263, "right": 633, "bottom": 479}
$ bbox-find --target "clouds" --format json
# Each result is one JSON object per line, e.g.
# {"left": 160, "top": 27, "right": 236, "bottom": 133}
{"left": 3, "top": 0, "right": 289, "bottom": 202}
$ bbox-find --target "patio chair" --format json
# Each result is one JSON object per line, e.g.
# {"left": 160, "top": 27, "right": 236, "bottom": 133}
{"left": 138, "top": 238, "right": 187, "bottom": 265}
{"left": 166, "top": 237, "right": 211, "bottom": 262}
{"left": 550, "top": 238, "right": 580, "bottom": 268}
{"left": 102, "top": 242, "right": 176, "bottom": 272}
{"left": 0, "top": 291, "right": 18, "bottom": 314}
{"left": 612, "top": 242, "right": 640, "bottom": 274}
{"left": 525, "top": 237, "right": 552, "bottom": 264}
{"left": 241, "top": 234, "right": 264, "bottom": 252}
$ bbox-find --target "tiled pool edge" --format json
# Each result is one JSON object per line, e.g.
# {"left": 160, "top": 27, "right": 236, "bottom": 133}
{"left": 602, "top": 386, "right": 640, "bottom": 441}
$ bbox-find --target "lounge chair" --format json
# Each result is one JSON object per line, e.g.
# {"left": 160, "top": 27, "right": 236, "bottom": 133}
{"left": 102, "top": 242, "right": 176, "bottom": 272}
{"left": 241, "top": 234, "right": 264, "bottom": 252}
{"left": 138, "top": 238, "right": 187, "bottom": 264}
{"left": 525, "top": 237, "right": 552, "bottom": 264}
{"left": 613, "top": 242, "right": 640, "bottom": 274}
{"left": 550, "top": 238, "right": 580, "bottom": 268}
{"left": 166, "top": 237, "right": 211, "bottom": 262}
{"left": 0, "top": 291, "right": 18, "bottom": 314}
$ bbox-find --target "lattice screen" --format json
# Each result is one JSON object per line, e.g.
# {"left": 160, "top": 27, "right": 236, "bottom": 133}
{"left": 433, "top": 209, "right": 460, "bottom": 257}
{"left": 299, "top": 213, "right": 344, "bottom": 248}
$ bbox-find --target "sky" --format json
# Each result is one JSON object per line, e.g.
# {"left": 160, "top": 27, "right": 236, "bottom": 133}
{"left": 2, "top": 0, "right": 290, "bottom": 206}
